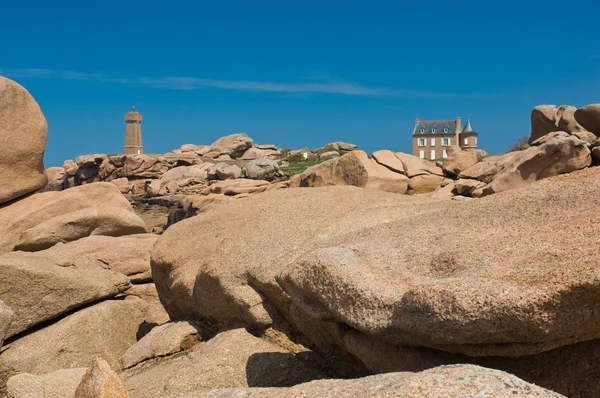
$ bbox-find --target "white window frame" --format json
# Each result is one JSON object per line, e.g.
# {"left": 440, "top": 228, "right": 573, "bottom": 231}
{"left": 464, "top": 138, "right": 469, "bottom": 146}
{"left": 443, "top": 127, "right": 449, "bottom": 133}
{"left": 419, "top": 128, "right": 425, "bottom": 133}
{"left": 417, "top": 138, "right": 426, "bottom": 147}
{"left": 430, "top": 138, "right": 435, "bottom": 146}
{"left": 431, "top": 128, "right": 436, "bottom": 133}
{"left": 430, "top": 150, "right": 436, "bottom": 160}
{"left": 419, "top": 150, "right": 425, "bottom": 159}
{"left": 443, "top": 149, "right": 448, "bottom": 159}
{"left": 442, "top": 137, "right": 450, "bottom": 146}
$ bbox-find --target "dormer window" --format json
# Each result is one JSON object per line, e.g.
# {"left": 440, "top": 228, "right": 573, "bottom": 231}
{"left": 443, "top": 127, "right": 449, "bottom": 133}
{"left": 419, "top": 128, "right": 425, "bottom": 133}
{"left": 431, "top": 128, "right": 435, "bottom": 133}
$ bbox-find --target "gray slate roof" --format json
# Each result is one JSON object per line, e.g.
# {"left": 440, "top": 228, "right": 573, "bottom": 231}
{"left": 414, "top": 120, "right": 457, "bottom": 136}
{"left": 462, "top": 119, "right": 478, "bottom": 135}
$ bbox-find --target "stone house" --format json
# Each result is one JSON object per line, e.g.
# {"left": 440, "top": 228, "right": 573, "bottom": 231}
{"left": 412, "top": 117, "right": 478, "bottom": 160}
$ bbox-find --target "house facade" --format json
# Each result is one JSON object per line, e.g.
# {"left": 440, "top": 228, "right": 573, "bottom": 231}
{"left": 412, "top": 117, "right": 478, "bottom": 160}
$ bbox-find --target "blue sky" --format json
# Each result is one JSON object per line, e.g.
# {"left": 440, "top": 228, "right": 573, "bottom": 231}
{"left": 1, "top": 1, "right": 599, "bottom": 167}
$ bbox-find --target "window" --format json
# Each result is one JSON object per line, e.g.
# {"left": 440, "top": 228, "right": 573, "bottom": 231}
{"left": 419, "top": 128, "right": 425, "bottom": 133}
{"left": 443, "top": 149, "right": 448, "bottom": 159}
{"left": 419, "top": 150, "right": 425, "bottom": 159}
{"left": 464, "top": 138, "right": 469, "bottom": 146}
{"left": 417, "top": 138, "right": 426, "bottom": 147}
{"left": 442, "top": 138, "right": 450, "bottom": 146}
{"left": 443, "top": 127, "right": 449, "bottom": 133}
{"left": 431, "top": 128, "right": 436, "bottom": 133}
{"left": 430, "top": 138, "right": 435, "bottom": 146}
{"left": 430, "top": 150, "right": 436, "bottom": 160}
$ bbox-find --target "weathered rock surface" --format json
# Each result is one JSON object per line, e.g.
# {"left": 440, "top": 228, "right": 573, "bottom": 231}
{"left": 0, "top": 298, "right": 148, "bottom": 393}
{"left": 372, "top": 150, "right": 405, "bottom": 174}
{"left": 0, "top": 76, "right": 48, "bottom": 204}
{"left": 0, "top": 247, "right": 131, "bottom": 338}
{"left": 473, "top": 134, "right": 591, "bottom": 197}
{"left": 39, "top": 167, "right": 66, "bottom": 192}
{"left": 244, "top": 159, "right": 281, "bottom": 180}
{"left": 122, "top": 321, "right": 200, "bottom": 369}
{"left": 74, "top": 357, "right": 130, "bottom": 398}
{"left": 182, "top": 364, "right": 563, "bottom": 398}
{"left": 442, "top": 147, "right": 479, "bottom": 177}
{"left": 454, "top": 178, "right": 486, "bottom": 196}
{"left": 122, "top": 284, "right": 170, "bottom": 327}
{"left": 210, "top": 179, "right": 271, "bottom": 196}
{"left": 575, "top": 104, "right": 600, "bottom": 135}
{"left": 151, "top": 170, "right": 600, "bottom": 395}
{"left": 122, "top": 328, "right": 324, "bottom": 398}
{"left": 530, "top": 105, "right": 587, "bottom": 144}
{"left": 319, "top": 151, "right": 340, "bottom": 161}
{"left": 7, "top": 368, "right": 87, "bottom": 398}
{"left": 0, "top": 302, "right": 13, "bottom": 348}
{"left": 210, "top": 134, "right": 253, "bottom": 158}
{"left": 407, "top": 174, "right": 444, "bottom": 194}
{"left": 393, "top": 152, "right": 443, "bottom": 177}
{"left": 14, "top": 207, "right": 148, "bottom": 252}
{"left": 291, "top": 151, "right": 408, "bottom": 194}
{"left": 207, "top": 163, "right": 242, "bottom": 180}
{"left": 0, "top": 183, "right": 146, "bottom": 255}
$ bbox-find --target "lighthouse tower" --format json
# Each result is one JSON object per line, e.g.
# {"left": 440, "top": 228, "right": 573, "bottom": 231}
{"left": 124, "top": 106, "right": 143, "bottom": 155}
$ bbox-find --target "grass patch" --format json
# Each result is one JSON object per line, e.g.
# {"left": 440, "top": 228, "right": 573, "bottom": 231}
{"left": 280, "top": 160, "right": 323, "bottom": 175}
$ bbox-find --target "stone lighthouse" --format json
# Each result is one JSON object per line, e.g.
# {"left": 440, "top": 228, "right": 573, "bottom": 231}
{"left": 124, "top": 106, "right": 143, "bottom": 155}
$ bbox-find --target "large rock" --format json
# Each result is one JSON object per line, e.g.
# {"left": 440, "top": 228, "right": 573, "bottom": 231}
{"left": 210, "top": 134, "right": 253, "bottom": 158}
{"left": 0, "top": 183, "right": 147, "bottom": 254}
{"left": 160, "top": 164, "right": 211, "bottom": 186}
{"left": 74, "top": 358, "right": 129, "bottom": 398}
{"left": 241, "top": 147, "right": 281, "bottom": 160}
{"left": 0, "top": 298, "right": 148, "bottom": 393}
{"left": 39, "top": 167, "right": 66, "bottom": 192}
{"left": 244, "top": 159, "right": 281, "bottom": 180}
{"left": 407, "top": 174, "right": 444, "bottom": 194}
{"left": 530, "top": 105, "right": 587, "bottom": 144}
{"left": 574, "top": 104, "right": 600, "bottom": 135}
{"left": 473, "top": 134, "right": 591, "bottom": 197}
{"left": 0, "top": 302, "right": 12, "bottom": 348}
{"left": 209, "top": 179, "right": 271, "bottom": 196}
{"left": 442, "top": 147, "right": 479, "bottom": 177}
{"left": 207, "top": 163, "right": 242, "bottom": 180}
{"left": 122, "top": 283, "right": 170, "bottom": 327}
{"left": 122, "top": 321, "right": 201, "bottom": 369}
{"left": 122, "top": 328, "right": 324, "bottom": 398}
{"left": 186, "top": 365, "right": 564, "bottom": 398}
{"left": 0, "top": 77, "right": 48, "bottom": 204}
{"left": 372, "top": 150, "right": 405, "bottom": 174}
{"left": 151, "top": 172, "right": 600, "bottom": 395}
{"left": 291, "top": 151, "right": 409, "bottom": 194}
{"left": 393, "top": 152, "right": 443, "bottom": 177}
{"left": 0, "top": 247, "right": 131, "bottom": 338}
{"left": 7, "top": 368, "right": 87, "bottom": 398}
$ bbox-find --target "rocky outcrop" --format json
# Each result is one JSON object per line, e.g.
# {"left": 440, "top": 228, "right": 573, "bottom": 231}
{"left": 0, "top": 302, "right": 12, "bottom": 348}
{"left": 442, "top": 147, "right": 479, "bottom": 177}
{"left": 207, "top": 163, "right": 242, "bottom": 180}
{"left": 0, "top": 76, "right": 48, "bottom": 204}
{"left": 529, "top": 105, "right": 587, "bottom": 144}
{"left": 459, "top": 133, "right": 591, "bottom": 197}
{"left": 122, "top": 321, "right": 201, "bottom": 369}
{"left": 244, "top": 159, "right": 282, "bottom": 180}
{"left": 151, "top": 171, "right": 600, "bottom": 395}
{"left": 0, "top": 248, "right": 131, "bottom": 338}
{"left": 392, "top": 152, "right": 443, "bottom": 178}
{"left": 0, "top": 298, "right": 149, "bottom": 393}
{"left": 291, "top": 151, "right": 409, "bottom": 194}
{"left": 574, "top": 104, "right": 600, "bottom": 135}
{"left": 210, "top": 134, "right": 254, "bottom": 158}
{"left": 74, "top": 358, "right": 130, "bottom": 398}
{"left": 122, "top": 328, "right": 324, "bottom": 398}
{"left": 0, "top": 183, "right": 147, "bottom": 254}
{"left": 186, "top": 365, "right": 563, "bottom": 398}
{"left": 7, "top": 368, "right": 87, "bottom": 398}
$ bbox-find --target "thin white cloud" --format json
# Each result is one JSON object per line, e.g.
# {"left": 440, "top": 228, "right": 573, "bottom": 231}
{"left": 0, "top": 68, "right": 508, "bottom": 99}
